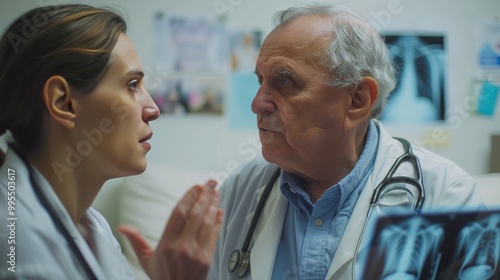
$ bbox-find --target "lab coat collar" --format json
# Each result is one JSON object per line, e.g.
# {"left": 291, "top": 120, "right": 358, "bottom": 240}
{"left": 326, "top": 120, "right": 412, "bottom": 279}
{"left": 246, "top": 174, "right": 287, "bottom": 280}
{"left": 241, "top": 121, "right": 414, "bottom": 279}
{"left": 6, "top": 149, "right": 109, "bottom": 280}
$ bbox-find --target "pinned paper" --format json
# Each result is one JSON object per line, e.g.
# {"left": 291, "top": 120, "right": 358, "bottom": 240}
{"left": 228, "top": 73, "right": 259, "bottom": 130}
{"left": 477, "top": 82, "right": 499, "bottom": 116}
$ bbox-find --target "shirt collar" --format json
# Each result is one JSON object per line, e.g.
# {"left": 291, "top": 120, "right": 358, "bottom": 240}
{"left": 280, "top": 120, "right": 379, "bottom": 213}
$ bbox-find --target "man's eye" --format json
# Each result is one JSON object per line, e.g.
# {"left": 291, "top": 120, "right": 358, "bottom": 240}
{"left": 279, "top": 78, "right": 290, "bottom": 85}
{"left": 275, "top": 77, "right": 293, "bottom": 88}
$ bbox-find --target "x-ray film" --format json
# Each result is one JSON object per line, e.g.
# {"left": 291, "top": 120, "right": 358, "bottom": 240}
{"left": 362, "top": 210, "right": 500, "bottom": 280}
{"left": 380, "top": 34, "right": 446, "bottom": 123}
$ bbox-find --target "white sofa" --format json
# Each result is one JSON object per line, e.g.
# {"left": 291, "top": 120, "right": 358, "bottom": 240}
{"left": 93, "top": 165, "right": 500, "bottom": 280}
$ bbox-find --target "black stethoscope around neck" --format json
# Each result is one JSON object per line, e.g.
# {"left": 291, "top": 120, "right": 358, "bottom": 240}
{"left": 227, "top": 137, "right": 425, "bottom": 279}
{"left": 8, "top": 143, "right": 99, "bottom": 280}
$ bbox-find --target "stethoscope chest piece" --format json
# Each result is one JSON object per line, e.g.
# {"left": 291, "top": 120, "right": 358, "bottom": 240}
{"left": 228, "top": 250, "right": 240, "bottom": 272}
{"left": 228, "top": 249, "right": 250, "bottom": 278}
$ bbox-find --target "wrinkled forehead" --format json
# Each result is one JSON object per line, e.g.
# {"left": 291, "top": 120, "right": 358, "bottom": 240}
{"left": 257, "top": 15, "right": 334, "bottom": 72}
{"left": 264, "top": 14, "right": 333, "bottom": 51}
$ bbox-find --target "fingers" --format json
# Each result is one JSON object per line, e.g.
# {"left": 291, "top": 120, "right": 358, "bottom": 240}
{"left": 207, "top": 208, "right": 224, "bottom": 251}
{"left": 145, "top": 180, "right": 223, "bottom": 280}
{"left": 164, "top": 185, "right": 203, "bottom": 236}
{"left": 195, "top": 187, "right": 221, "bottom": 244}
{"left": 163, "top": 180, "right": 220, "bottom": 240}
{"left": 182, "top": 185, "right": 219, "bottom": 240}
{"left": 117, "top": 225, "right": 155, "bottom": 270}
{"left": 205, "top": 179, "right": 218, "bottom": 189}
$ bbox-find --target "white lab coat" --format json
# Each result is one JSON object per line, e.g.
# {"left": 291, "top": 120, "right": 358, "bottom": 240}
{"left": 0, "top": 148, "right": 134, "bottom": 279}
{"left": 208, "top": 120, "right": 484, "bottom": 280}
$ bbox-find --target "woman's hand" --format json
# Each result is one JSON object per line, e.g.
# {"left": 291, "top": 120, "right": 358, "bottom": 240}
{"left": 118, "top": 180, "right": 223, "bottom": 280}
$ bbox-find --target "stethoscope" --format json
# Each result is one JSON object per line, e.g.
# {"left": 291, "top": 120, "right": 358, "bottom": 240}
{"left": 9, "top": 143, "right": 99, "bottom": 280}
{"left": 227, "top": 137, "right": 425, "bottom": 279}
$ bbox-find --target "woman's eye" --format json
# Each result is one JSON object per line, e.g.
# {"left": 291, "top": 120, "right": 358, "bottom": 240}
{"left": 128, "top": 80, "right": 139, "bottom": 91}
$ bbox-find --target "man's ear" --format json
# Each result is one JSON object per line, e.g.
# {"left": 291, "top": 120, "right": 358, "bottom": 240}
{"left": 42, "top": 76, "right": 76, "bottom": 129}
{"left": 344, "top": 76, "right": 378, "bottom": 130}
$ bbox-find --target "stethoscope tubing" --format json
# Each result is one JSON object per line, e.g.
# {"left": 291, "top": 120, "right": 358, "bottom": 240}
{"left": 228, "top": 167, "right": 280, "bottom": 278}
{"left": 9, "top": 144, "right": 99, "bottom": 280}
{"left": 352, "top": 137, "right": 425, "bottom": 280}
{"left": 372, "top": 137, "right": 425, "bottom": 214}
{"left": 241, "top": 167, "right": 281, "bottom": 252}
{"left": 228, "top": 137, "right": 425, "bottom": 280}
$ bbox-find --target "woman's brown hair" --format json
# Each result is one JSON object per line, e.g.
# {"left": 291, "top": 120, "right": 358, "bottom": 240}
{"left": 0, "top": 4, "right": 127, "bottom": 155}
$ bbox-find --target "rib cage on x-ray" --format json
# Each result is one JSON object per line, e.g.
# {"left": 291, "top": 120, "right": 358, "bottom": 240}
{"left": 381, "top": 35, "right": 445, "bottom": 122}
{"left": 376, "top": 217, "right": 445, "bottom": 279}
{"left": 363, "top": 212, "right": 500, "bottom": 280}
{"left": 451, "top": 214, "right": 500, "bottom": 280}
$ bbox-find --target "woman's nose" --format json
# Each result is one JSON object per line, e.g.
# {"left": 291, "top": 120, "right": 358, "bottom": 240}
{"left": 143, "top": 90, "right": 160, "bottom": 122}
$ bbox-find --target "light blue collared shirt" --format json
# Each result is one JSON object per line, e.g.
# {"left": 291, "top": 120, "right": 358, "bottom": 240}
{"left": 271, "top": 121, "right": 379, "bottom": 280}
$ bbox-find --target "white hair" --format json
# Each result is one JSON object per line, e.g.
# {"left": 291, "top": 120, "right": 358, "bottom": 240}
{"left": 272, "top": 2, "right": 397, "bottom": 119}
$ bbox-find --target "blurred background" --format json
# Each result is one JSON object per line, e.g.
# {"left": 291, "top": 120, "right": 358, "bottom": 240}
{"left": 2, "top": 0, "right": 500, "bottom": 177}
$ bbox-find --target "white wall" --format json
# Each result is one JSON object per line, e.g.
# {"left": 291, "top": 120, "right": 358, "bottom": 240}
{"left": 1, "top": 0, "right": 499, "bottom": 177}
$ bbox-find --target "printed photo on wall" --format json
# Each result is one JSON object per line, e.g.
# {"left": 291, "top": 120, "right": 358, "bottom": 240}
{"left": 153, "top": 12, "right": 229, "bottom": 73}
{"left": 474, "top": 17, "right": 500, "bottom": 79}
{"left": 152, "top": 12, "right": 229, "bottom": 116}
{"left": 150, "top": 75, "right": 226, "bottom": 115}
{"left": 229, "top": 30, "right": 262, "bottom": 73}
{"left": 380, "top": 34, "right": 446, "bottom": 123}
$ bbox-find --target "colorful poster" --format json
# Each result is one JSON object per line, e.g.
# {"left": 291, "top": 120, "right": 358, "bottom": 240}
{"left": 477, "top": 82, "right": 499, "bottom": 117}
{"left": 153, "top": 13, "right": 228, "bottom": 73}
{"left": 474, "top": 17, "right": 500, "bottom": 79}
{"left": 228, "top": 73, "right": 259, "bottom": 129}
{"left": 151, "top": 13, "right": 228, "bottom": 116}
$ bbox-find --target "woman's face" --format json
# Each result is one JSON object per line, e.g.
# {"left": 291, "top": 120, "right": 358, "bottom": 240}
{"left": 72, "top": 33, "right": 159, "bottom": 178}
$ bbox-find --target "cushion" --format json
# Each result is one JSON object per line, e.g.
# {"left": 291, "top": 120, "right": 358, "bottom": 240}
{"left": 474, "top": 172, "right": 500, "bottom": 208}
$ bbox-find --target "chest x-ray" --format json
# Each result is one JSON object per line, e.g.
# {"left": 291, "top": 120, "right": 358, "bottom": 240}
{"left": 380, "top": 35, "right": 446, "bottom": 123}
{"left": 362, "top": 211, "right": 500, "bottom": 280}
{"left": 446, "top": 214, "right": 500, "bottom": 280}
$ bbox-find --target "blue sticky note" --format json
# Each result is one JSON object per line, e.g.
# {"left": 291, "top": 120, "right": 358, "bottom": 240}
{"left": 477, "top": 82, "right": 499, "bottom": 117}
{"left": 228, "top": 73, "right": 259, "bottom": 130}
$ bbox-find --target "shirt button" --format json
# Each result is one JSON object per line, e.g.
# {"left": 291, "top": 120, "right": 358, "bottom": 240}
{"left": 314, "top": 218, "right": 323, "bottom": 227}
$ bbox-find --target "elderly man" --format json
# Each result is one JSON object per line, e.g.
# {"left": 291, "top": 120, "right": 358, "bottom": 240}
{"left": 208, "top": 3, "right": 483, "bottom": 280}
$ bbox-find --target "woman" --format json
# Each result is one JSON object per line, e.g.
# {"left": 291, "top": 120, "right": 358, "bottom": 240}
{"left": 0, "top": 4, "right": 222, "bottom": 280}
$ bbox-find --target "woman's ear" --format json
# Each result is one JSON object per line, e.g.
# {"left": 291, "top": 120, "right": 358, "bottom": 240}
{"left": 42, "top": 76, "right": 76, "bottom": 129}
{"left": 344, "top": 77, "right": 378, "bottom": 130}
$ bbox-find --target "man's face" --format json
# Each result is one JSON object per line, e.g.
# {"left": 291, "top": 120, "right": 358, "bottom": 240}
{"left": 252, "top": 15, "right": 354, "bottom": 178}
